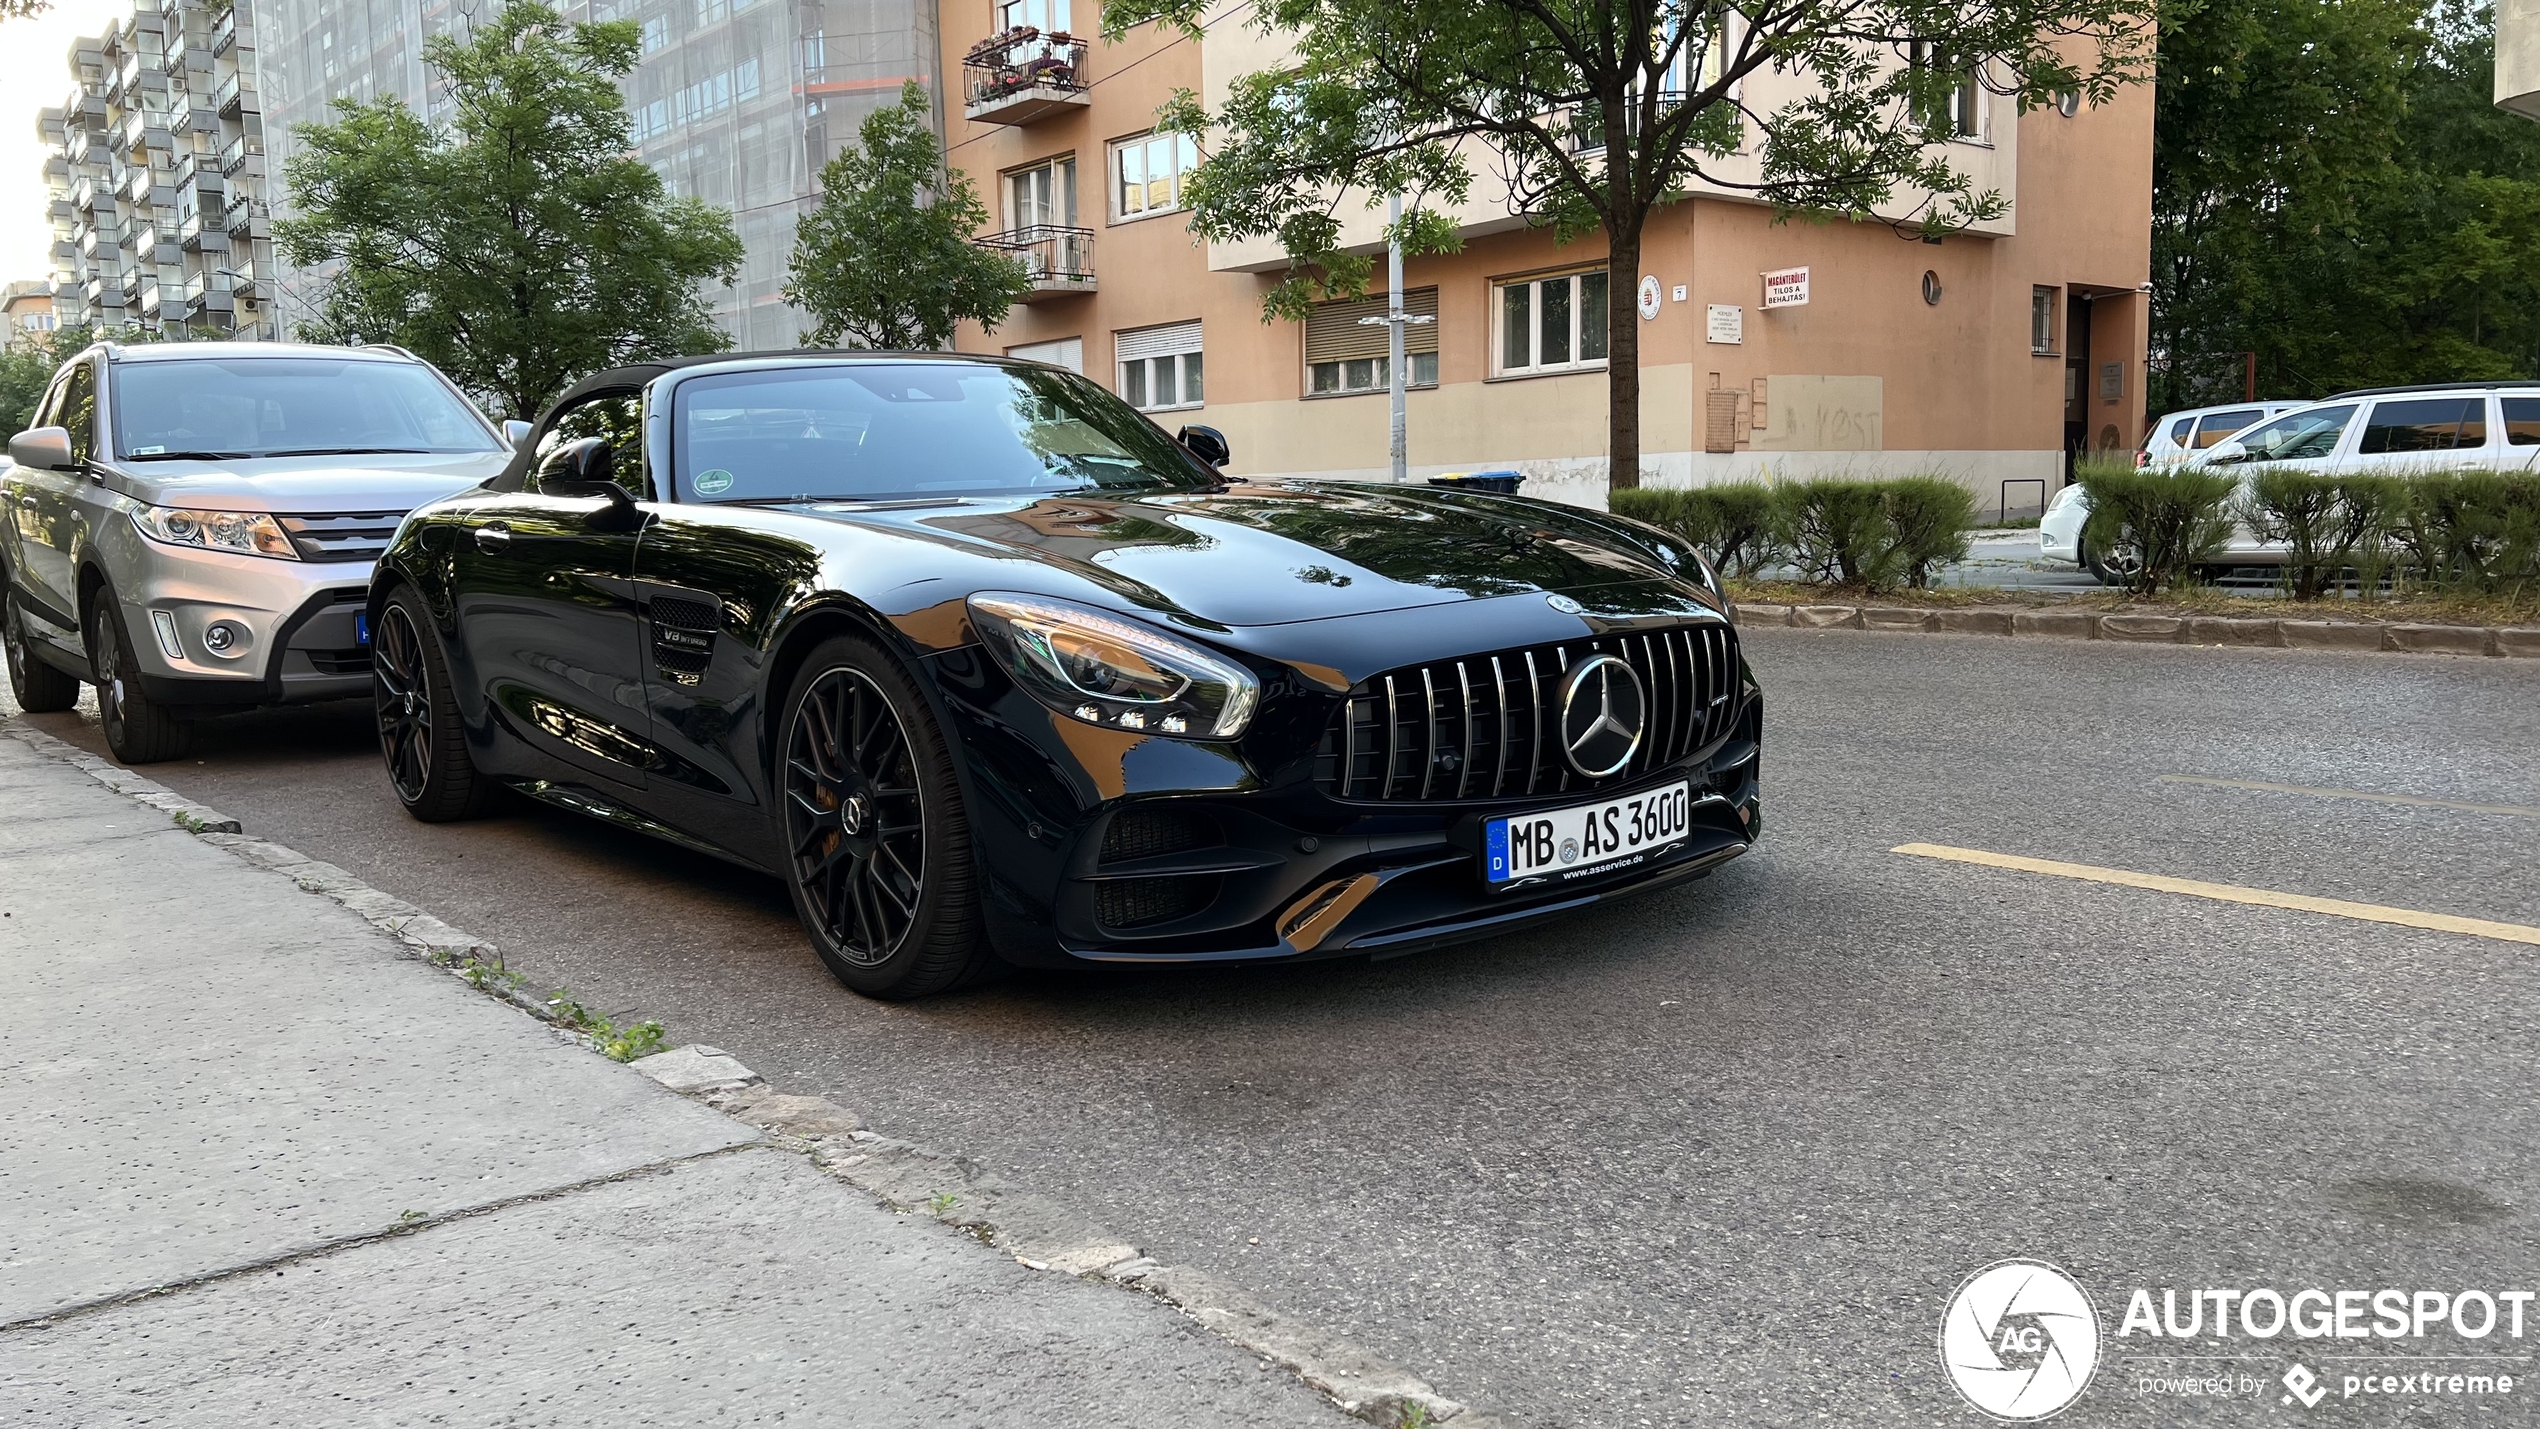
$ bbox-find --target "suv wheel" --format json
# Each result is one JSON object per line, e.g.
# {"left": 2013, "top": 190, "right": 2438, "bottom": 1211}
{"left": 374, "top": 588, "right": 497, "bottom": 821}
{"left": 776, "top": 635, "right": 994, "bottom": 999}
{"left": 2083, "top": 537, "right": 2143, "bottom": 588}
{"left": 88, "top": 594, "right": 191, "bottom": 763}
{"left": 5, "top": 586, "right": 81, "bottom": 713}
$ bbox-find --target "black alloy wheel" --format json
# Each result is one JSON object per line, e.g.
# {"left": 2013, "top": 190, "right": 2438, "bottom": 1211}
{"left": 88, "top": 595, "right": 190, "bottom": 763}
{"left": 2083, "top": 537, "right": 2144, "bottom": 587}
{"left": 373, "top": 589, "right": 496, "bottom": 821}
{"left": 777, "top": 635, "right": 989, "bottom": 999}
{"left": 4, "top": 586, "right": 81, "bottom": 713}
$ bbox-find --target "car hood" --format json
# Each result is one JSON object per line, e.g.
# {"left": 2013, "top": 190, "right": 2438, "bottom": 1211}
{"left": 827, "top": 481, "right": 1715, "bottom": 627}
{"left": 108, "top": 451, "right": 512, "bottom": 513}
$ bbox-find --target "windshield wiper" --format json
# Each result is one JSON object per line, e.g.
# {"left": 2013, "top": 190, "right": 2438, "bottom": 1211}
{"left": 122, "top": 449, "right": 266, "bottom": 462}
{"left": 258, "top": 447, "right": 441, "bottom": 458}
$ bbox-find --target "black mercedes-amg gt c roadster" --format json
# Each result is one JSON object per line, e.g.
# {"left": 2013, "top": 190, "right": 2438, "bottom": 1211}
{"left": 369, "top": 353, "right": 1762, "bottom": 997}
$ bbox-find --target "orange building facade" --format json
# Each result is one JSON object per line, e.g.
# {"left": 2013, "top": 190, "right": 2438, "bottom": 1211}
{"left": 941, "top": 7, "right": 2154, "bottom": 516}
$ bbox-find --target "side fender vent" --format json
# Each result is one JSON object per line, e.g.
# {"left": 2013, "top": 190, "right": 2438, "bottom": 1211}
{"left": 648, "top": 595, "right": 719, "bottom": 687}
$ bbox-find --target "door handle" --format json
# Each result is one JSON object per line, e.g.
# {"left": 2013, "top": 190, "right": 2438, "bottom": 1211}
{"left": 473, "top": 524, "right": 512, "bottom": 552}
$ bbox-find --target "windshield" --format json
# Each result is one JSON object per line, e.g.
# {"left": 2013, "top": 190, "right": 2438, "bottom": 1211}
{"left": 2231, "top": 404, "right": 2356, "bottom": 462}
{"left": 111, "top": 357, "right": 501, "bottom": 460}
{"left": 670, "top": 362, "right": 1214, "bottom": 503}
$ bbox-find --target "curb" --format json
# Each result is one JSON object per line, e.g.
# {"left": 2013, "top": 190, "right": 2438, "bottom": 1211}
{"left": 0, "top": 715, "right": 1508, "bottom": 1429}
{"left": 1735, "top": 603, "right": 2540, "bottom": 657}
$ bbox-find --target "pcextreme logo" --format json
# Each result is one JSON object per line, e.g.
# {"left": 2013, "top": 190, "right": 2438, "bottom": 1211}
{"left": 1940, "top": 1259, "right": 2103, "bottom": 1421}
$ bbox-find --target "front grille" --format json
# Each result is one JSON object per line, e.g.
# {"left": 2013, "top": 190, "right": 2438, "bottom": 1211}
{"left": 1096, "top": 875, "right": 1221, "bottom": 929}
{"left": 277, "top": 510, "right": 406, "bottom": 563}
{"left": 1315, "top": 623, "right": 1740, "bottom": 803}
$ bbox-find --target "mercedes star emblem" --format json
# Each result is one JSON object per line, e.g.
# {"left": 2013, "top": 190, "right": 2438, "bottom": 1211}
{"left": 1556, "top": 654, "right": 1647, "bottom": 778}
{"left": 1546, "top": 594, "right": 1584, "bottom": 615}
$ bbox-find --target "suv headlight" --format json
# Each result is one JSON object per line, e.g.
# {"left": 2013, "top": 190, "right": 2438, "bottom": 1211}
{"left": 133, "top": 504, "right": 300, "bottom": 560}
{"left": 968, "top": 593, "right": 1259, "bottom": 739}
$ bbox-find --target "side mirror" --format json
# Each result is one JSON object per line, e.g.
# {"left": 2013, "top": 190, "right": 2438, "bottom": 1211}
{"left": 9, "top": 427, "right": 76, "bottom": 472}
{"left": 537, "top": 437, "right": 625, "bottom": 502}
{"left": 1177, "top": 424, "right": 1231, "bottom": 470}
{"left": 504, "top": 419, "right": 533, "bottom": 449}
{"left": 2204, "top": 439, "right": 2249, "bottom": 465}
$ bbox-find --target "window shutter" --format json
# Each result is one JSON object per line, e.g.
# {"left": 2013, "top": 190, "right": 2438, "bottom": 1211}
{"left": 1116, "top": 319, "right": 1201, "bottom": 363}
{"left": 1303, "top": 287, "right": 1440, "bottom": 364}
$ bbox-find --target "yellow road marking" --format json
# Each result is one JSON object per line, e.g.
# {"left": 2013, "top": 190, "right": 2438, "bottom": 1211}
{"left": 2157, "top": 774, "right": 2540, "bottom": 821}
{"left": 1891, "top": 842, "right": 2540, "bottom": 947}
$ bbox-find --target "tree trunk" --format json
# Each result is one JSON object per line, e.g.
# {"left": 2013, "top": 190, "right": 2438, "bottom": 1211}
{"left": 1607, "top": 226, "right": 1643, "bottom": 492}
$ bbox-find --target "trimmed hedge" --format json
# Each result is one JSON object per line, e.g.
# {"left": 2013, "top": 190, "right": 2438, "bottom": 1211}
{"left": 1613, "top": 474, "right": 1977, "bottom": 593}
{"left": 2077, "top": 462, "right": 2238, "bottom": 594}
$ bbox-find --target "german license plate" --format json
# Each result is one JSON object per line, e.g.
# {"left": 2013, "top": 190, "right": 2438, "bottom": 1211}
{"left": 1485, "top": 782, "right": 1691, "bottom": 887}
{"left": 355, "top": 611, "right": 370, "bottom": 645}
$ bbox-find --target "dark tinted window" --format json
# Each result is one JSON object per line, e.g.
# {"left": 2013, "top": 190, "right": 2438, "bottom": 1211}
{"left": 2501, "top": 397, "right": 2540, "bottom": 446}
{"left": 2357, "top": 397, "right": 2485, "bottom": 454}
{"left": 59, "top": 361, "right": 96, "bottom": 464}
{"left": 671, "top": 363, "right": 1214, "bottom": 503}
{"left": 2235, "top": 404, "right": 2356, "bottom": 461}
{"left": 537, "top": 393, "right": 648, "bottom": 498}
{"left": 110, "top": 358, "right": 499, "bottom": 460}
{"left": 2166, "top": 417, "right": 2193, "bottom": 445}
{"left": 2193, "top": 409, "right": 2262, "bottom": 447}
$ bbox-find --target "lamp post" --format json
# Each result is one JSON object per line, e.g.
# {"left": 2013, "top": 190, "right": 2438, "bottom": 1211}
{"left": 1355, "top": 192, "right": 1433, "bottom": 483}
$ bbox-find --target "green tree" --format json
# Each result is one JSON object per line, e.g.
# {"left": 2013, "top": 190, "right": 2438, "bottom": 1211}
{"left": 1102, "top": 0, "right": 2156, "bottom": 490}
{"left": 2153, "top": 0, "right": 2540, "bottom": 406}
{"left": 276, "top": 1, "right": 743, "bottom": 419}
{"left": 785, "top": 81, "right": 1032, "bottom": 349}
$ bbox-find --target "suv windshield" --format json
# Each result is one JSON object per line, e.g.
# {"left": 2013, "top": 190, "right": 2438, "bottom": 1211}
{"left": 671, "top": 362, "right": 1215, "bottom": 503}
{"left": 111, "top": 357, "right": 501, "bottom": 460}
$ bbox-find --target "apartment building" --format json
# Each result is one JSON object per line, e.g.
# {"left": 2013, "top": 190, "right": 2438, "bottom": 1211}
{"left": 39, "top": 0, "right": 279, "bottom": 340}
{"left": 2, "top": 282, "right": 60, "bottom": 344}
{"left": 941, "top": 14, "right": 2154, "bottom": 510}
{"left": 252, "top": 0, "right": 932, "bottom": 348}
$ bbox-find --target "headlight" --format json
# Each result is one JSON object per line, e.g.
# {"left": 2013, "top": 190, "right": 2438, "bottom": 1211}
{"left": 133, "top": 504, "right": 300, "bottom": 560}
{"left": 968, "top": 592, "right": 1259, "bottom": 739}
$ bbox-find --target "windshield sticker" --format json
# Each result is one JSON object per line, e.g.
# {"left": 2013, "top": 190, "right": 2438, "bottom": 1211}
{"left": 694, "top": 468, "right": 734, "bottom": 495}
{"left": 133, "top": 445, "right": 165, "bottom": 455}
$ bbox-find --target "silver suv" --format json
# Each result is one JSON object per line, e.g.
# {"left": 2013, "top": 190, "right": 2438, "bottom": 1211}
{"left": 1, "top": 341, "right": 521, "bottom": 761}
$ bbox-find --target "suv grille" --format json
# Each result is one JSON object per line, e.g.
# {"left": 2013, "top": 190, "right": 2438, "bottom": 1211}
{"left": 277, "top": 510, "right": 407, "bottom": 563}
{"left": 1315, "top": 623, "right": 1740, "bottom": 803}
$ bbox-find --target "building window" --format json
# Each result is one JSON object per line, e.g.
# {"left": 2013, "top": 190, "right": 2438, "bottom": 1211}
{"left": 641, "top": 15, "right": 668, "bottom": 52}
{"left": 1910, "top": 42, "right": 1984, "bottom": 140}
{"left": 2030, "top": 286, "right": 2057, "bottom": 353}
{"left": 1117, "top": 320, "right": 1203, "bottom": 411}
{"left": 996, "top": 0, "right": 1070, "bottom": 31}
{"left": 1494, "top": 269, "right": 1608, "bottom": 377}
{"left": 1006, "top": 155, "right": 1078, "bottom": 229}
{"left": 1303, "top": 287, "right": 1439, "bottom": 396}
{"left": 1112, "top": 132, "right": 1198, "bottom": 221}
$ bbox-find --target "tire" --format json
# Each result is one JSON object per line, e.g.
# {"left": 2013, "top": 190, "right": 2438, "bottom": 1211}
{"left": 2082, "top": 537, "right": 2142, "bottom": 588}
{"left": 374, "top": 587, "right": 499, "bottom": 822}
{"left": 88, "top": 593, "right": 191, "bottom": 763}
{"left": 4, "top": 585, "right": 81, "bottom": 713}
{"left": 776, "top": 635, "right": 993, "bottom": 999}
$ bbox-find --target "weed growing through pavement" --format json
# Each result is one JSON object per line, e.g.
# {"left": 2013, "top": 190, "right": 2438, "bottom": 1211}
{"left": 927, "top": 1192, "right": 960, "bottom": 1216}
{"left": 543, "top": 992, "right": 668, "bottom": 1062}
{"left": 1396, "top": 1404, "right": 1433, "bottom": 1429}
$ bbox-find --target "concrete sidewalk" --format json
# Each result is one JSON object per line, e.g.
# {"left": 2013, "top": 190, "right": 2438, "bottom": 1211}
{"left": 0, "top": 731, "right": 1351, "bottom": 1427}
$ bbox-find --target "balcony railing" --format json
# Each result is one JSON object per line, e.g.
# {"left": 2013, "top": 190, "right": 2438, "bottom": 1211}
{"left": 973, "top": 224, "right": 1095, "bottom": 299}
{"left": 214, "top": 71, "right": 245, "bottom": 116}
{"left": 220, "top": 132, "right": 260, "bottom": 175}
{"left": 224, "top": 193, "right": 256, "bottom": 233}
{"left": 961, "top": 30, "right": 1090, "bottom": 125}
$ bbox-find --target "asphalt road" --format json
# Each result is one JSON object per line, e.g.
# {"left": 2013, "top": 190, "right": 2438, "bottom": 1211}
{"left": 14, "top": 629, "right": 2540, "bottom": 1427}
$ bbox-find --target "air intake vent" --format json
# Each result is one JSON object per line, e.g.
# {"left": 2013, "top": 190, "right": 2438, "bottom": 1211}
{"left": 1099, "top": 806, "right": 1220, "bottom": 865}
{"left": 277, "top": 511, "right": 406, "bottom": 563}
{"left": 1314, "top": 623, "right": 1739, "bottom": 803}
{"left": 648, "top": 596, "right": 719, "bottom": 686}
{"left": 1096, "top": 874, "right": 1220, "bottom": 929}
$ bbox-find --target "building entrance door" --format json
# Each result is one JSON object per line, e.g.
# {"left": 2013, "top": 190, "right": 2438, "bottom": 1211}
{"left": 2062, "top": 293, "right": 2095, "bottom": 482}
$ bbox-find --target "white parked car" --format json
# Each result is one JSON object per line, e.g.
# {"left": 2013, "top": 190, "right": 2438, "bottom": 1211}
{"left": 2135, "top": 400, "right": 2303, "bottom": 469}
{"left": 2041, "top": 383, "right": 2540, "bottom": 584}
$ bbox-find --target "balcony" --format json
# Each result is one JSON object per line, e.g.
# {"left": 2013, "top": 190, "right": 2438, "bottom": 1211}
{"left": 183, "top": 271, "right": 235, "bottom": 318}
{"left": 220, "top": 132, "right": 259, "bottom": 175}
{"left": 178, "top": 207, "right": 228, "bottom": 251}
{"left": 211, "top": 9, "right": 237, "bottom": 57}
{"left": 973, "top": 224, "right": 1095, "bottom": 300}
{"left": 224, "top": 192, "right": 257, "bottom": 233}
{"left": 213, "top": 71, "right": 244, "bottom": 117}
{"left": 961, "top": 30, "right": 1090, "bottom": 125}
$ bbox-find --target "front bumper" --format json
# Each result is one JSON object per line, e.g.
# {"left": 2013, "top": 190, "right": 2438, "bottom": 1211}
{"left": 941, "top": 656, "right": 1765, "bottom": 970}
{"left": 102, "top": 528, "right": 376, "bottom": 709}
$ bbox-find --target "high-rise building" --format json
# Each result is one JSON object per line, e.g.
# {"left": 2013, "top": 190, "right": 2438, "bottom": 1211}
{"left": 251, "top": 0, "right": 936, "bottom": 349}
{"left": 39, "top": 0, "right": 279, "bottom": 340}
